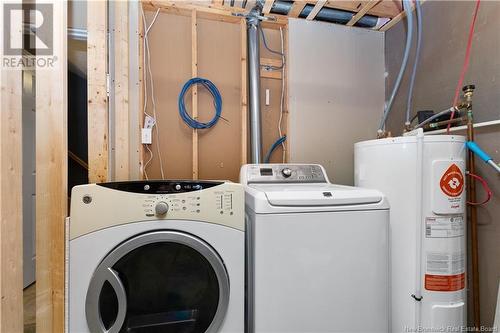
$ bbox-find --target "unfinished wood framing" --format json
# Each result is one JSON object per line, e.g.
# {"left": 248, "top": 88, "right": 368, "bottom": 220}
{"left": 283, "top": 24, "right": 290, "bottom": 162}
{"left": 262, "top": 0, "right": 274, "bottom": 15}
{"left": 240, "top": 19, "right": 248, "bottom": 165}
{"left": 35, "top": 1, "right": 68, "bottom": 332}
{"left": 192, "top": 10, "right": 199, "bottom": 179}
{"left": 379, "top": 1, "right": 421, "bottom": 32}
{"left": 88, "top": 1, "right": 109, "bottom": 183}
{"left": 139, "top": 6, "right": 288, "bottom": 181}
{"left": 288, "top": 1, "right": 307, "bottom": 18}
{"left": 142, "top": 1, "right": 288, "bottom": 28}
{"left": 259, "top": 27, "right": 288, "bottom": 164}
{"left": 261, "top": 58, "right": 283, "bottom": 80}
{"left": 138, "top": 6, "right": 146, "bottom": 179}
{"left": 347, "top": 1, "right": 381, "bottom": 26}
{"left": 0, "top": 11, "right": 23, "bottom": 331}
{"left": 144, "top": 0, "right": 414, "bottom": 32}
{"left": 327, "top": 0, "right": 402, "bottom": 18}
{"left": 114, "top": 1, "right": 131, "bottom": 180}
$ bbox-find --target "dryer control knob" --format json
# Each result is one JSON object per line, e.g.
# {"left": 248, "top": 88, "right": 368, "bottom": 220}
{"left": 282, "top": 168, "right": 292, "bottom": 178}
{"left": 155, "top": 202, "right": 169, "bottom": 216}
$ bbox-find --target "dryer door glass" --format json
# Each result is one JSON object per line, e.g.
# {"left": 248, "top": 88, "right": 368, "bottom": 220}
{"left": 86, "top": 231, "right": 230, "bottom": 333}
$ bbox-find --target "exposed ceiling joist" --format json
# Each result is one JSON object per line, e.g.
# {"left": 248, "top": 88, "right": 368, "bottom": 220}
{"left": 306, "top": 0, "right": 327, "bottom": 20}
{"left": 288, "top": 1, "right": 307, "bottom": 18}
{"left": 346, "top": 0, "right": 380, "bottom": 26}
{"left": 379, "top": 0, "right": 422, "bottom": 32}
{"left": 262, "top": 0, "right": 275, "bottom": 14}
{"left": 143, "top": 0, "right": 421, "bottom": 32}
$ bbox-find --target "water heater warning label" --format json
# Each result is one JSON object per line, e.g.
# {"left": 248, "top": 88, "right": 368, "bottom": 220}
{"left": 440, "top": 163, "right": 464, "bottom": 197}
{"left": 425, "top": 216, "right": 464, "bottom": 238}
{"left": 425, "top": 252, "right": 465, "bottom": 291}
{"left": 432, "top": 160, "right": 465, "bottom": 214}
{"left": 425, "top": 273, "right": 465, "bottom": 292}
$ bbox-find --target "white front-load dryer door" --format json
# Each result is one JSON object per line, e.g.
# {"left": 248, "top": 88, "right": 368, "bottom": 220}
{"left": 68, "top": 220, "right": 244, "bottom": 333}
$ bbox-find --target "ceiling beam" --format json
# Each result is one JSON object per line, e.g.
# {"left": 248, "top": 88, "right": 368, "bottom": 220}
{"left": 288, "top": 1, "right": 307, "bottom": 18}
{"left": 379, "top": 0, "right": 426, "bottom": 31}
{"left": 346, "top": 0, "right": 380, "bottom": 26}
{"left": 306, "top": 0, "right": 326, "bottom": 20}
{"left": 262, "top": 0, "right": 274, "bottom": 14}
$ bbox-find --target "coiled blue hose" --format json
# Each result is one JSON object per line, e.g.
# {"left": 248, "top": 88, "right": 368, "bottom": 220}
{"left": 178, "top": 77, "right": 222, "bottom": 129}
{"left": 264, "top": 136, "right": 287, "bottom": 163}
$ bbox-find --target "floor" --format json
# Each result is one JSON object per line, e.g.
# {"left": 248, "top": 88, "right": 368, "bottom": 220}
{"left": 24, "top": 284, "right": 35, "bottom": 333}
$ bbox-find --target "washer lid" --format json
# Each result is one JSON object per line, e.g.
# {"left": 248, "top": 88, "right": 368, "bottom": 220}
{"left": 249, "top": 184, "right": 383, "bottom": 207}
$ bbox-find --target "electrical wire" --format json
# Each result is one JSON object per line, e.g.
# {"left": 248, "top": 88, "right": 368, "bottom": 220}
{"left": 141, "top": 7, "right": 165, "bottom": 179}
{"left": 405, "top": 0, "right": 422, "bottom": 125}
{"left": 264, "top": 136, "right": 287, "bottom": 163}
{"left": 144, "top": 145, "right": 153, "bottom": 180}
{"left": 260, "top": 26, "right": 284, "bottom": 58}
{"left": 467, "top": 172, "right": 492, "bottom": 206}
{"left": 378, "top": 0, "right": 413, "bottom": 133}
{"left": 278, "top": 27, "right": 286, "bottom": 162}
{"left": 178, "top": 78, "right": 223, "bottom": 129}
{"left": 447, "top": 0, "right": 481, "bottom": 134}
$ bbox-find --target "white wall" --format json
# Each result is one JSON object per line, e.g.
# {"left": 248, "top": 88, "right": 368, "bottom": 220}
{"left": 288, "top": 19, "right": 385, "bottom": 185}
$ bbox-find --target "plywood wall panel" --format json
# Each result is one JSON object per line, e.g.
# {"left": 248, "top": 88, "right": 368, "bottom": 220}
{"left": 144, "top": 12, "right": 193, "bottom": 179}
{"left": 142, "top": 9, "right": 286, "bottom": 181}
{"left": 197, "top": 18, "right": 242, "bottom": 181}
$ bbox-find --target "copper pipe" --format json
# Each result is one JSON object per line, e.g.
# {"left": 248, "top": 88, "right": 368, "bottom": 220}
{"left": 464, "top": 85, "right": 480, "bottom": 328}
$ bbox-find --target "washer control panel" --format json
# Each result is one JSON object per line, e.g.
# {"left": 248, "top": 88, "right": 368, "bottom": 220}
{"left": 244, "top": 164, "right": 327, "bottom": 184}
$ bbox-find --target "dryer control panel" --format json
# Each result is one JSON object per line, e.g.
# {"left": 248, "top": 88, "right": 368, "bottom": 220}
{"left": 69, "top": 181, "right": 244, "bottom": 239}
{"left": 243, "top": 164, "right": 328, "bottom": 184}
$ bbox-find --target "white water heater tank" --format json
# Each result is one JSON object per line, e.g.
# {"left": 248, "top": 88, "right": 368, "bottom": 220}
{"left": 355, "top": 130, "right": 466, "bottom": 333}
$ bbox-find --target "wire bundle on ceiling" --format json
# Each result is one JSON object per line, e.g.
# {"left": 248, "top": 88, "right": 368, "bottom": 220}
{"left": 178, "top": 77, "right": 223, "bottom": 129}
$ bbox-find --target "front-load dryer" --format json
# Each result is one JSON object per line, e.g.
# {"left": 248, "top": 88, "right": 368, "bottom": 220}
{"left": 66, "top": 180, "right": 244, "bottom": 333}
{"left": 241, "top": 164, "right": 390, "bottom": 333}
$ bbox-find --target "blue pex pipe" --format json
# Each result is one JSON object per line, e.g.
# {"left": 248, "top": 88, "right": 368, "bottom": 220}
{"left": 265, "top": 136, "right": 287, "bottom": 163}
{"left": 466, "top": 141, "right": 492, "bottom": 162}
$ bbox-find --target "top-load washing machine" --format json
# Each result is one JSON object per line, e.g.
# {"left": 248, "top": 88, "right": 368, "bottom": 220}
{"left": 241, "top": 164, "right": 390, "bottom": 333}
{"left": 66, "top": 180, "right": 244, "bottom": 333}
